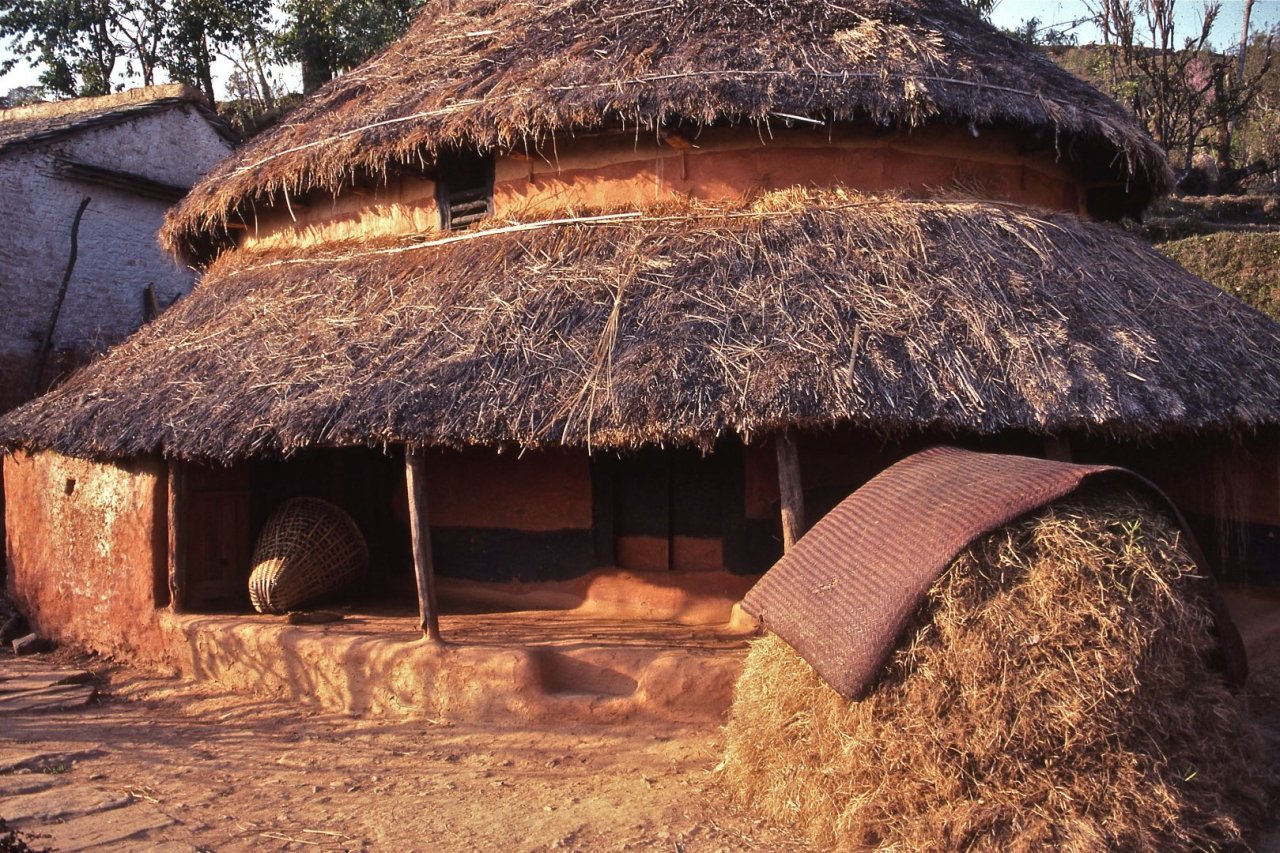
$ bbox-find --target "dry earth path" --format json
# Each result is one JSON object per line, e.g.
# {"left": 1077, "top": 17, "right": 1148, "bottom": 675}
{"left": 0, "top": 651, "right": 813, "bottom": 852}
{"left": 5, "top": 647, "right": 1279, "bottom": 852}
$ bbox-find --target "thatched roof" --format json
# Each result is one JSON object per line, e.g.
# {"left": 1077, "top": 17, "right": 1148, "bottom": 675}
{"left": 0, "top": 84, "right": 237, "bottom": 156}
{"left": 161, "top": 0, "right": 1171, "bottom": 264}
{"left": 5, "top": 191, "right": 1280, "bottom": 463}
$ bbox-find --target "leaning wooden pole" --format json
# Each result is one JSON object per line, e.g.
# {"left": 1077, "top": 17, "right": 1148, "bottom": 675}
{"left": 166, "top": 458, "right": 188, "bottom": 612}
{"left": 32, "top": 196, "right": 91, "bottom": 398}
{"left": 776, "top": 430, "right": 806, "bottom": 553}
{"left": 405, "top": 447, "right": 443, "bottom": 643}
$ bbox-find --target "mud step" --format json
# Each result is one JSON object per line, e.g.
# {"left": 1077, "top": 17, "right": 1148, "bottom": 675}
{"left": 530, "top": 648, "right": 639, "bottom": 697}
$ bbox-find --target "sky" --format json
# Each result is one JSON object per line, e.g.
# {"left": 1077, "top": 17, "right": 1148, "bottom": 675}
{"left": 989, "top": 0, "right": 1280, "bottom": 46}
{"left": 1, "top": 1, "right": 1279, "bottom": 100}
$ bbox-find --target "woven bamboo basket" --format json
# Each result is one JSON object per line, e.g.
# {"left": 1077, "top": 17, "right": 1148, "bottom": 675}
{"left": 249, "top": 497, "right": 368, "bottom": 614}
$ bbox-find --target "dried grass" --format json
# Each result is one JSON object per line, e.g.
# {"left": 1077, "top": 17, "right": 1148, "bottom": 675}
{"left": 161, "top": 0, "right": 1171, "bottom": 263}
{"left": 721, "top": 492, "right": 1268, "bottom": 851}
{"left": 8, "top": 191, "right": 1280, "bottom": 462}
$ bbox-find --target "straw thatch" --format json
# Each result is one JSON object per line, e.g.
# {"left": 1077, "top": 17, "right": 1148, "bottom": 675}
{"left": 161, "top": 0, "right": 1171, "bottom": 264}
{"left": 5, "top": 191, "right": 1280, "bottom": 463}
{"left": 720, "top": 491, "right": 1268, "bottom": 851}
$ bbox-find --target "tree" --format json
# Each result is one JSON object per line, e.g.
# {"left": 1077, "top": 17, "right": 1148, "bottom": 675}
{"left": 0, "top": 0, "right": 123, "bottom": 96}
{"left": 1232, "top": 27, "right": 1280, "bottom": 191}
{"left": 1086, "top": 0, "right": 1273, "bottom": 173}
{"left": 1, "top": 83, "right": 46, "bottom": 105}
{"left": 115, "top": 0, "right": 167, "bottom": 85}
{"left": 1006, "top": 16, "right": 1079, "bottom": 47}
{"left": 279, "top": 0, "right": 421, "bottom": 93}
{"left": 163, "top": 0, "right": 267, "bottom": 104}
{"left": 0, "top": 0, "right": 270, "bottom": 103}
{"left": 959, "top": 0, "right": 998, "bottom": 20}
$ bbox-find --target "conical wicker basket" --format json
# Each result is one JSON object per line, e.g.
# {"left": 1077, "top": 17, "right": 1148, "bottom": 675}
{"left": 249, "top": 497, "right": 368, "bottom": 614}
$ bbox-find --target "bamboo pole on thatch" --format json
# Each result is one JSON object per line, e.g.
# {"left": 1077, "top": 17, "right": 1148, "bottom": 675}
{"left": 405, "top": 448, "right": 442, "bottom": 643}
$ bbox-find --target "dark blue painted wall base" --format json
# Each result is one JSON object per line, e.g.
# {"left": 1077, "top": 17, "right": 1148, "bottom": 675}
{"left": 432, "top": 527, "right": 596, "bottom": 582}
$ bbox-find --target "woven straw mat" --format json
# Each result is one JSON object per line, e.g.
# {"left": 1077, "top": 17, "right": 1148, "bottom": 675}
{"left": 741, "top": 445, "right": 1247, "bottom": 698}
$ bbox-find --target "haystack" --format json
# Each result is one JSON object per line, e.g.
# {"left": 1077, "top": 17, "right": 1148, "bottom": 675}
{"left": 721, "top": 491, "right": 1266, "bottom": 850}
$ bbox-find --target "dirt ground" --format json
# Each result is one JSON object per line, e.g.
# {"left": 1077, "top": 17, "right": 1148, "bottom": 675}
{"left": 1, "top": 649, "right": 815, "bottom": 852}
{"left": 4, "top": 647, "right": 1280, "bottom": 852}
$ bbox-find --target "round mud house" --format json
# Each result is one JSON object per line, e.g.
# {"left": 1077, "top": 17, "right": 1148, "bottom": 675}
{"left": 4, "top": 0, "right": 1280, "bottom": 718}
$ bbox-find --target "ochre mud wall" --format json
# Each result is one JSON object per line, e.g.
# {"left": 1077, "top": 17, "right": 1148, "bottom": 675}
{"left": 1072, "top": 433, "right": 1280, "bottom": 584}
{"left": 3, "top": 450, "right": 168, "bottom": 656}
{"left": 239, "top": 125, "right": 1082, "bottom": 251}
{"left": 417, "top": 448, "right": 597, "bottom": 582}
{"left": 495, "top": 125, "right": 1080, "bottom": 219}
{"left": 237, "top": 175, "right": 441, "bottom": 252}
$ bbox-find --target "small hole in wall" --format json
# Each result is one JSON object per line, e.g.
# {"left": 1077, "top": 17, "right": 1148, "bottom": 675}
{"left": 64, "top": 478, "right": 76, "bottom": 496}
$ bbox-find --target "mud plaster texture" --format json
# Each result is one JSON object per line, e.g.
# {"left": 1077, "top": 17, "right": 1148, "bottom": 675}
{"left": 6, "top": 450, "right": 759, "bottom": 723}
{"left": 241, "top": 125, "right": 1081, "bottom": 252}
{"left": 3, "top": 606, "right": 1280, "bottom": 851}
{"left": 0, "top": 106, "right": 233, "bottom": 411}
{"left": 4, "top": 451, "right": 167, "bottom": 658}
{"left": 154, "top": 570, "right": 760, "bottom": 725}
{"left": 0, "top": 648, "right": 820, "bottom": 852}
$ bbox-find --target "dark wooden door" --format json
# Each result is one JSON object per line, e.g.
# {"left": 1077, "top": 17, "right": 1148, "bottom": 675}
{"left": 185, "top": 463, "right": 252, "bottom": 610}
{"left": 602, "top": 442, "right": 745, "bottom": 572}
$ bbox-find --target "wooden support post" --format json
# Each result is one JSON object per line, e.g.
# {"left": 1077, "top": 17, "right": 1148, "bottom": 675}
{"left": 166, "top": 458, "right": 188, "bottom": 613}
{"left": 405, "top": 448, "right": 442, "bottom": 643}
{"left": 776, "top": 431, "right": 806, "bottom": 553}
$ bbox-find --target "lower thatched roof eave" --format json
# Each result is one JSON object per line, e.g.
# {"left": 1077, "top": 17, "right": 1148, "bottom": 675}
{"left": 6, "top": 191, "right": 1280, "bottom": 464}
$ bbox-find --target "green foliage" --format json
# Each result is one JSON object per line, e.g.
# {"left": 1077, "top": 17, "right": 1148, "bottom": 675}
{"left": 0, "top": 82, "right": 46, "bottom": 104}
{"left": 0, "top": 0, "right": 421, "bottom": 127}
{"left": 0, "top": 0, "right": 121, "bottom": 96}
{"left": 163, "top": 0, "right": 273, "bottom": 102}
{"left": 0, "top": 0, "right": 272, "bottom": 101}
{"left": 277, "top": 0, "right": 422, "bottom": 93}
{"left": 1159, "top": 230, "right": 1280, "bottom": 321}
{"left": 1004, "top": 16, "right": 1079, "bottom": 47}
{"left": 218, "top": 88, "right": 301, "bottom": 136}
{"left": 958, "top": 0, "right": 997, "bottom": 20}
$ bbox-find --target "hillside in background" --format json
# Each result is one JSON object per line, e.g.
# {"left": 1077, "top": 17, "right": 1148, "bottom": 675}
{"left": 1151, "top": 197, "right": 1280, "bottom": 321}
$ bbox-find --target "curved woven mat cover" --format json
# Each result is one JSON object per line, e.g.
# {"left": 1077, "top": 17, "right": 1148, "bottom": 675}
{"left": 741, "top": 445, "right": 1247, "bottom": 698}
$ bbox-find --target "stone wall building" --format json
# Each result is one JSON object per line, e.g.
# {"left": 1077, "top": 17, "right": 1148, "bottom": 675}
{"left": 0, "top": 84, "right": 236, "bottom": 412}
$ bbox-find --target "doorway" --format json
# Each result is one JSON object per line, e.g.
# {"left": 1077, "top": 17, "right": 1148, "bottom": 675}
{"left": 594, "top": 441, "right": 746, "bottom": 572}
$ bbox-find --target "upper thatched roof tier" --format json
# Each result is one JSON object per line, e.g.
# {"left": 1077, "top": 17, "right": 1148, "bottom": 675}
{"left": 161, "top": 0, "right": 1171, "bottom": 264}
{"left": 6, "top": 191, "right": 1280, "bottom": 463}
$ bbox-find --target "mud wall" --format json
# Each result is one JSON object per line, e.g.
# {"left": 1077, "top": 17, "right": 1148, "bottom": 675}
{"left": 1072, "top": 433, "right": 1280, "bottom": 585}
{"left": 418, "top": 448, "right": 596, "bottom": 582}
{"left": 744, "top": 427, "right": 1280, "bottom": 585}
{"left": 3, "top": 450, "right": 168, "bottom": 656}
{"left": 239, "top": 124, "right": 1083, "bottom": 250}
{"left": 494, "top": 125, "right": 1080, "bottom": 218}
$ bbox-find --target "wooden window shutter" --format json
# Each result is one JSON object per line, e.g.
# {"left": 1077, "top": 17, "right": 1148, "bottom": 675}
{"left": 436, "top": 152, "right": 494, "bottom": 230}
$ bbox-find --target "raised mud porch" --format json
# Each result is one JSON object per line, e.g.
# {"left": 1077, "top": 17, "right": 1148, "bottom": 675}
{"left": 161, "top": 571, "right": 758, "bottom": 723}
{"left": 6, "top": 428, "right": 1280, "bottom": 722}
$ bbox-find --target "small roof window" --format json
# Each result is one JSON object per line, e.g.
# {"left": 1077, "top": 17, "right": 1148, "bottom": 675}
{"left": 436, "top": 152, "right": 493, "bottom": 230}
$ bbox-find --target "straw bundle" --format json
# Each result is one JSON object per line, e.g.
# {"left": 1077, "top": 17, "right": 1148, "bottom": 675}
{"left": 720, "top": 491, "right": 1267, "bottom": 850}
{"left": 249, "top": 498, "right": 368, "bottom": 614}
